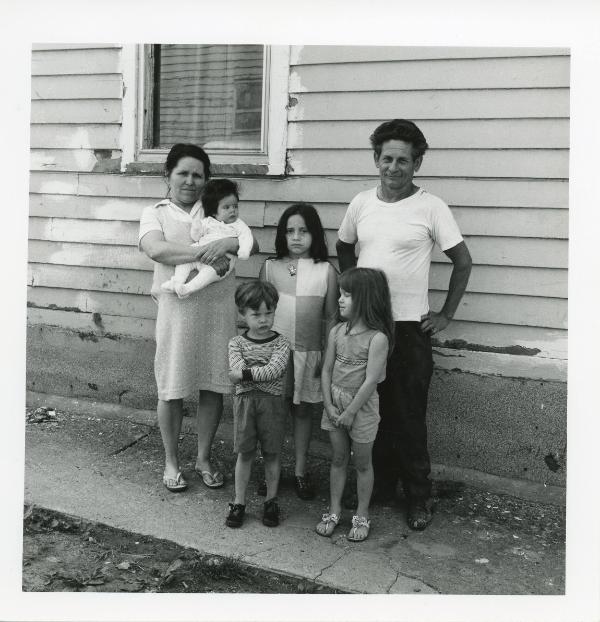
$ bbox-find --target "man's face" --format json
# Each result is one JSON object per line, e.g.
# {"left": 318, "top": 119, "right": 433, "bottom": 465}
{"left": 374, "top": 139, "right": 422, "bottom": 193}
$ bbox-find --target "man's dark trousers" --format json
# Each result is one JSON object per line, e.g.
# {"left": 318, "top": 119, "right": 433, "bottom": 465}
{"left": 374, "top": 321, "right": 433, "bottom": 501}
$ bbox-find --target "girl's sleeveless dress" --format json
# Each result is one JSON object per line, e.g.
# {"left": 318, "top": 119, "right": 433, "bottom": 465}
{"left": 320, "top": 323, "right": 384, "bottom": 443}
{"left": 264, "top": 258, "right": 330, "bottom": 404}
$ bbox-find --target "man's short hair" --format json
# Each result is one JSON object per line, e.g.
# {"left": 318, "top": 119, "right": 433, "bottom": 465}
{"left": 234, "top": 280, "right": 279, "bottom": 313}
{"left": 370, "top": 119, "right": 429, "bottom": 160}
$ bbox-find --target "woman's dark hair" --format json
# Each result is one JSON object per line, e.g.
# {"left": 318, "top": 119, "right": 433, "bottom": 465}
{"left": 274, "top": 203, "right": 328, "bottom": 262}
{"left": 235, "top": 280, "right": 279, "bottom": 313}
{"left": 338, "top": 267, "right": 395, "bottom": 356}
{"left": 369, "top": 119, "right": 429, "bottom": 160}
{"left": 201, "top": 179, "right": 240, "bottom": 218}
{"left": 165, "top": 143, "right": 211, "bottom": 179}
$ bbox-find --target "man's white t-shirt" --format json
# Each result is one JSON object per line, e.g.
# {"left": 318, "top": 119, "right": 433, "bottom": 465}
{"left": 337, "top": 187, "right": 463, "bottom": 322}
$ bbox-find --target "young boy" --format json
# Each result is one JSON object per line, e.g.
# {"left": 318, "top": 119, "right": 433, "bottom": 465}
{"left": 226, "top": 280, "right": 291, "bottom": 528}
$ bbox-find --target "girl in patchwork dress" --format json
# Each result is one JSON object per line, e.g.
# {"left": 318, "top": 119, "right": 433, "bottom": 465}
{"left": 260, "top": 203, "right": 338, "bottom": 499}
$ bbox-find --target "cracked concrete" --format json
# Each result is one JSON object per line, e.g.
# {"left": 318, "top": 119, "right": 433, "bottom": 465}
{"left": 23, "top": 402, "right": 565, "bottom": 594}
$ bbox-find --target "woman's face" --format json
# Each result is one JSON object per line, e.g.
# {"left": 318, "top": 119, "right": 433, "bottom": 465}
{"left": 167, "top": 156, "right": 206, "bottom": 209}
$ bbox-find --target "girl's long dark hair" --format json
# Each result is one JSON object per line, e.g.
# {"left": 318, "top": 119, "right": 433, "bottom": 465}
{"left": 274, "top": 203, "right": 328, "bottom": 262}
{"left": 338, "top": 267, "right": 395, "bottom": 355}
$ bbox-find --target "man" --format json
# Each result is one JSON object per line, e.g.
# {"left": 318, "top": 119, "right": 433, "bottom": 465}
{"left": 336, "top": 119, "right": 472, "bottom": 531}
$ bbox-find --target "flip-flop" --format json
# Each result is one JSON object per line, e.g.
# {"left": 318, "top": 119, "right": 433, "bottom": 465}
{"left": 196, "top": 468, "right": 224, "bottom": 489}
{"left": 163, "top": 471, "right": 188, "bottom": 492}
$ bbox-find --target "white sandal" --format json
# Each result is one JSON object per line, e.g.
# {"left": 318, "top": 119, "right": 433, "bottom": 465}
{"left": 316, "top": 512, "right": 341, "bottom": 537}
{"left": 347, "top": 515, "right": 371, "bottom": 542}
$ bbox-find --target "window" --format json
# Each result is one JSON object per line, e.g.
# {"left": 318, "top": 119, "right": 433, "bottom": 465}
{"left": 121, "top": 44, "right": 289, "bottom": 174}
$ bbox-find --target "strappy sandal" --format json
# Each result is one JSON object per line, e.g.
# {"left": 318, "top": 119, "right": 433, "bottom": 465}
{"left": 347, "top": 515, "right": 371, "bottom": 542}
{"left": 162, "top": 471, "right": 188, "bottom": 492}
{"left": 315, "top": 512, "right": 341, "bottom": 537}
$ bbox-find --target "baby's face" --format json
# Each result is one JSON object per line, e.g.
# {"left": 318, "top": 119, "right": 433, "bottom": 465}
{"left": 215, "top": 194, "right": 239, "bottom": 224}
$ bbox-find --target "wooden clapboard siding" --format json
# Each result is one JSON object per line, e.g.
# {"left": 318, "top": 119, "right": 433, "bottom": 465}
{"left": 28, "top": 264, "right": 151, "bottom": 295}
{"left": 28, "top": 240, "right": 151, "bottom": 271}
{"left": 30, "top": 171, "right": 567, "bottom": 208}
{"left": 283, "top": 45, "right": 568, "bottom": 372}
{"left": 30, "top": 150, "right": 100, "bottom": 173}
{"left": 287, "top": 119, "right": 570, "bottom": 149}
{"left": 28, "top": 286, "right": 156, "bottom": 319}
{"left": 31, "top": 48, "right": 120, "bottom": 75}
{"left": 31, "top": 75, "right": 122, "bottom": 100}
{"left": 32, "top": 44, "right": 120, "bottom": 51}
{"left": 289, "top": 89, "right": 569, "bottom": 121}
{"left": 27, "top": 45, "right": 569, "bottom": 380}
{"left": 31, "top": 125, "right": 120, "bottom": 150}
{"left": 29, "top": 194, "right": 266, "bottom": 227}
{"left": 29, "top": 193, "right": 567, "bottom": 238}
{"left": 28, "top": 217, "right": 567, "bottom": 270}
{"left": 30, "top": 100, "right": 121, "bottom": 124}
{"left": 289, "top": 56, "right": 570, "bottom": 91}
{"left": 264, "top": 202, "right": 568, "bottom": 239}
{"left": 290, "top": 46, "right": 569, "bottom": 64}
{"left": 30, "top": 46, "right": 122, "bottom": 174}
{"left": 288, "top": 148, "right": 568, "bottom": 178}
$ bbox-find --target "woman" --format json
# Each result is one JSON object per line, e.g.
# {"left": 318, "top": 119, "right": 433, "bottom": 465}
{"left": 139, "top": 143, "right": 257, "bottom": 492}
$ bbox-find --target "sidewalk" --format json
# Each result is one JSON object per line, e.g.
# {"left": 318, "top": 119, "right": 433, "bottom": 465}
{"left": 24, "top": 394, "right": 565, "bottom": 595}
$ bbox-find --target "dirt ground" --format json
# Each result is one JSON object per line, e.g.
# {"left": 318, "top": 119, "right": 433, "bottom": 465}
{"left": 22, "top": 506, "right": 342, "bottom": 594}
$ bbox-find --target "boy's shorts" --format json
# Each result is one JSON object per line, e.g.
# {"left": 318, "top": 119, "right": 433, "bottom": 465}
{"left": 233, "top": 390, "right": 286, "bottom": 454}
{"left": 320, "top": 384, "right": 380, "bottom": 444}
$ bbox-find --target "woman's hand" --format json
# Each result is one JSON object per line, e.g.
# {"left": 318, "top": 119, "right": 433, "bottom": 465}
{"left": 195, "top": 238, "right": 239, "bottom": 263}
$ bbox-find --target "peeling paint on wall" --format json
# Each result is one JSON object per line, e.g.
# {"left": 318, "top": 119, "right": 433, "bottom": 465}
{"left": 433, "top": 338, "right": 541, "bottom": 356}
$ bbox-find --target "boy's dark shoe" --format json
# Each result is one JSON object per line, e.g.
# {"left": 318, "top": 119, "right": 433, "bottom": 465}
{"left": 262, "top": 497, "right": 280, "bottom": 527}
{"left": 407, "top": 498, "right": 433, "bottom": 531}
{"left": 226, "top": 503, "right": 246, "bottom": 528}
{"left": 294, "top": 474, "right": 315, "bottom": 500}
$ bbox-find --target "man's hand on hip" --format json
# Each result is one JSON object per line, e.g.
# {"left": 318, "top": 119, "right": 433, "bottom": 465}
{"left": 420, "top": 311, "right": 450, "bottom": 336}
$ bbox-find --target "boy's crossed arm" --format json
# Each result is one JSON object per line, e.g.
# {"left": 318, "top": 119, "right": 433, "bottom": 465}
{"left": 228, "top": 337, "right": 290, "bottom": 384}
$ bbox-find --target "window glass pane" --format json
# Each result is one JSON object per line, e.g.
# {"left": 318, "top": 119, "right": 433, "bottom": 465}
{"left": 153, "top": 44, "right": 264, "bottom": 151}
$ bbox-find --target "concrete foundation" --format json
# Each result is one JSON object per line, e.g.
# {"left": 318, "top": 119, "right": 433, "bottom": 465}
{"left": 26, "top": 324, "right": 567, "bottom": 487}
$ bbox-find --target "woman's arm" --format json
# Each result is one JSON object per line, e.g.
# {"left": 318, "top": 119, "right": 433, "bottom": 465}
{"left": 195, "top": 232, "right": 260, "bottom": 265}
{"left": 336, "top": 333, "right": 389, "bottom": 430}
{"left": 140, "top": 230, "right": 203, "bottom": 265}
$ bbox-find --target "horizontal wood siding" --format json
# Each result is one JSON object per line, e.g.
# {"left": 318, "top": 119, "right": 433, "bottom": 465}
{"left": 28, "top": 45, "right": 569, "bottom": 380}
{"left": 30, "top": 47, "right": 121, "bottom": 175}
{"left": 283, "top": 45, "right": 569, "bottom": 370}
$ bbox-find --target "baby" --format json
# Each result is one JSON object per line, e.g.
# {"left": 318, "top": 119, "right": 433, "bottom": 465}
{"left": 161, "top": 178, "right": 253, "bottom": 298}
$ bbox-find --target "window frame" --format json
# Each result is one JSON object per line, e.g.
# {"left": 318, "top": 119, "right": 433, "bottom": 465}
{"left": 121, "top": 44, "right": 290, "bottom": 175}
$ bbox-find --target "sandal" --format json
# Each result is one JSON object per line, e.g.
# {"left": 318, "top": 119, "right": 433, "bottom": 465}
{"left": 347, "top": 515, "right": 371, "bottom": 542}
{"left": 315, "top": 512, "right": 341, "bottom": 537}
{"left": 163, "top": 471, "right": 188, "bottom": 492}
{"left": 195, "top": 468, "right": 224, "bottom": 489}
